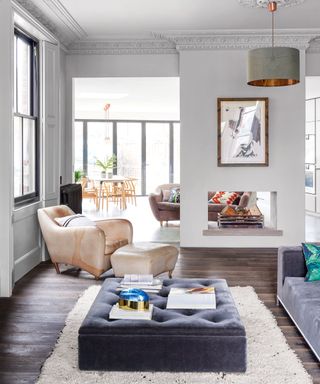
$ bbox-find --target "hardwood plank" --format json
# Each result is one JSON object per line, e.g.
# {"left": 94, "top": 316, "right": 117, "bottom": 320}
{"left": 0, "top": 249, "right": 318, "bottom": 384}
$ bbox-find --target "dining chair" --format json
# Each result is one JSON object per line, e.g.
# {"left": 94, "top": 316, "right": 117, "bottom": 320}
{"left": 100, "top": 181, "right": 113, "bottom": 211}
{"left": 124, "top": 178, "right": 137, "bottom": 206}
{"left": 111, "top": 182, "right": 126, "bottom": 209}
{"left": 81, "top": 176, "right": 99, "bottom": 209}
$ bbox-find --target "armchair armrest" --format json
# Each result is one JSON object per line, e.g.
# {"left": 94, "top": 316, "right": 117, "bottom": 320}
{"left": 148, "top": 194, "right": 162, "bottom": 221}
{"left": 45, "top": 225, "right": 106, "bottom": 265}
{"left": 277, "top": 246, "right": 306, "bottom": 299}
{"left": 95, "top": 218, "right": 133, "bottom": 244}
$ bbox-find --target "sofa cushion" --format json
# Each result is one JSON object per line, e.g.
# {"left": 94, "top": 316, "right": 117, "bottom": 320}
{"left": 162, "top": 190, "right": 171, "bottom": 202}
{"left": 169, "top": 188, "right": 180, "bottom": 203}
{"left": 302, "top": 243, "right": 320, "bottom": 282}
{"left": 105, "top": 238, "right": 129, "bottom": 255}
{"left": 157, "top": 202, "right": 180, "bottom": 211}
{"left": 209, "top": 191, "right": 240, "bottom": 205}
{"left": 281, "top": 277, "right": 320, "bottom": 357}
{"left": 54, "top": 214, "right": 96, "bottom": 227}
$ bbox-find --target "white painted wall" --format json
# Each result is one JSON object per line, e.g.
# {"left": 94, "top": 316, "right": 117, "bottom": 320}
{"left": 65, "top": 53, "right": 179, "bottom": 182}
{"left": 0, "top": 2, "right": 62, "bottom": 295}
{"left": 179, "top": 50, "right": 306, "bottom": 247}
{"left": 60, "top": 49, "right": 67, "bottom": 185}
{"left": 306, "top": 53, "right": 320, "bottom": 77}
{"left": 306, "top": 76, "right": 320, "bottom": 99}
{"left": 0, "top": 0, "right": 14, "bottom": 296}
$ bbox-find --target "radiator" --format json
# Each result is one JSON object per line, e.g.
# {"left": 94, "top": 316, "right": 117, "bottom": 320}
{"left": 60, "top": 183, "right": 82, "bottom": 214}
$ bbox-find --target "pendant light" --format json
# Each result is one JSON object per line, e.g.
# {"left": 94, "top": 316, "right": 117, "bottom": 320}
{"left": 247, "top": 1, "right": 300, "bottom": 87}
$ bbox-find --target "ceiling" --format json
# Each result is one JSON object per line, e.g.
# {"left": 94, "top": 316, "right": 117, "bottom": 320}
{"left": 61, "top": 0, "right": 320, "bottom": 37}
{"left": 75, "top": 77, "right": 180, "bottom": 120}
{"left": 15, "top": 0, "right": 320, "bottom": 52}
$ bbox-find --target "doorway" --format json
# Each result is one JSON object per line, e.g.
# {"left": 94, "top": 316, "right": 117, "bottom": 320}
{"left": 73, "top": 77, "right": 180, "bottom": 242}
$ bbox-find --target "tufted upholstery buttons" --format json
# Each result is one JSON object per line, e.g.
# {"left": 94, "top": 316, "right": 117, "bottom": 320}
{"left": 79, "top": 278, "right": 246, "bottom": 337}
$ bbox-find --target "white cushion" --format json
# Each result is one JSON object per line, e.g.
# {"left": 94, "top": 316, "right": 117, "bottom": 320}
{"left": 54, "top": 214, "right": 96, "bottom": 227}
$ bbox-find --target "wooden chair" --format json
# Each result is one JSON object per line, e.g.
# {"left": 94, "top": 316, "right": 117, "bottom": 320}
{"left": 110, "top": 182, "right": 127, "bottom": 210}
{"left": 100, "top": 182, "right": 113, "bottom": 211}
{"left": 81, "top": 176, "right": 99, "bottom": 209}
{"left": 123, "top": 178, "right": 137, "bottom": 206}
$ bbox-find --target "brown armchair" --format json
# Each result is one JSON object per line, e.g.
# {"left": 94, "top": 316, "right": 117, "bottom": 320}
{"left": 149, "top": 183, "right": 180, "bottom": 226}
{"left": 37, "top": 205, "right": 133, "bottom": 278}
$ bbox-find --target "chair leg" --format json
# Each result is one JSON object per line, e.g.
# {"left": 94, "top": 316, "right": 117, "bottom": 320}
{"left": 168, "top": 270, "right": 173, "bottom": 279}
{"left": 160, "top": 221, "right": 163, "bottom": 227}
{"left": 53, "top": 262, "right": 61, "bottom": 274}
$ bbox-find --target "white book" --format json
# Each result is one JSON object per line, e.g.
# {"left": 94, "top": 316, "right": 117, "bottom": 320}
{"left": 122, "top": 274, "right": 154, "bottom": 286}
{"left": 109, "top": 304, "right": 153, "bottom": 320}
{"left": 119, "top": 277, "right": 162, "bottom": 291}
{"left": 117, "top": 285, "right": 162, "bottom": 293}
{"left": 166, "top": 287, "right": 216, "bottom": 310}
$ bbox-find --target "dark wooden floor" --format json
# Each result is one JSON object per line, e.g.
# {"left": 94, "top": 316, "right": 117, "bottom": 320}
{"left": 0, "top": 248, "right": 319, "bottom": 384}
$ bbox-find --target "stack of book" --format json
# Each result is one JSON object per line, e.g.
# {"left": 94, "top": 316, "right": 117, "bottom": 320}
{"left": 109, "top": 303, "right": 153, "bottom": 320}
{"left": 117, "top": 274, "right": 163, "bottom": 293}
{"left": 110, "top": 274, "right": 162, "bottom": 321}
{"left": 218, "top": 205, "right": 264, "bottom": 229}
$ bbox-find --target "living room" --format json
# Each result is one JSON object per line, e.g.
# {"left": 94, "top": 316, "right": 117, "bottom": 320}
{"left": 0, "top": 0, "right": 320, "bottom": 383}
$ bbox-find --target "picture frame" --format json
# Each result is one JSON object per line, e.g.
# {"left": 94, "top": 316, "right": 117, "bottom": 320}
{"left": 217, "top": 98, "right": 269, "bottom": 166}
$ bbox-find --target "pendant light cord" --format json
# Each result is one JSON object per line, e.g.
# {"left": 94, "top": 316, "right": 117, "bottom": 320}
{"left": 268, "top": 1, "right": 277, "bottom": 53}
{"left": 272, "top": 9, "right": 275, "bottom": 48}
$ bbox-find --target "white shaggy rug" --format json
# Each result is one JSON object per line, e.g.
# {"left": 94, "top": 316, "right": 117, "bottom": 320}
{"left": 36, "top": 286, "right": 312, "bottom": 384}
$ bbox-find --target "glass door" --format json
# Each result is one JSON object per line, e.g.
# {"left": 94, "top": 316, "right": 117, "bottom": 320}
{"left": 146, "top": 123, "right": 170, "bottom": 194}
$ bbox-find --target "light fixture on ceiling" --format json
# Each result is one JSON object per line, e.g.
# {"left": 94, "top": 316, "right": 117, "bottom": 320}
{"left": 247, "top": 1, "right": 300, "bottom": 87}
{"left": 104, "top": 103, "right": 111, "bottom": 143}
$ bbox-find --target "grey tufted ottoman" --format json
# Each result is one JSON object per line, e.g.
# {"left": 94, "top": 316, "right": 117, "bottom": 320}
{"left": 78, "top": 278, "right": 247, "bottom": 372}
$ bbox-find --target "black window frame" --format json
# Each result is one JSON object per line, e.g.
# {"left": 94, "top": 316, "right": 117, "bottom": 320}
{"left": 14, "top": 28, "right": 40, "bottom": 206}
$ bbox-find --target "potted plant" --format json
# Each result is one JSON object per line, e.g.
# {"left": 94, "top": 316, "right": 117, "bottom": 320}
{"left": 74, "top": 169, "right": 84, "bottom": 183}
{"left": 95, "top": 154, "right": 117, "bottom": 178}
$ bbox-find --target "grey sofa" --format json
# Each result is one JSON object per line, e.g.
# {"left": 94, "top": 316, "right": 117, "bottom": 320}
{"left": 277, "top": 246, "right": 320, "bottom": 361}
{"left": 148, "top": 183, "right": 252, "bottom": 225}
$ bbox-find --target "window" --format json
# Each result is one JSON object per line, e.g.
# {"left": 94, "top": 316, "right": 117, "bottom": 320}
{"left": 14, "top": 29, "right": 39, "bottom": 204}
{"left": 74, "top": 119, "right": 180, "bottom": 195}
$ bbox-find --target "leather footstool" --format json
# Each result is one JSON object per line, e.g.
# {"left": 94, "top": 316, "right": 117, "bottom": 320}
{"left": 78, "top": 278, "right": 247, "bottom": 372}
{"left": 110, "top": 242, "right": 179, "bottom": 277}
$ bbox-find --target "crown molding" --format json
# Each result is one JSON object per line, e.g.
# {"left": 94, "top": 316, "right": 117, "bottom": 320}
{"left": 308, "top": 38, "right": 320, "bottom": 53}
{"left": 238, "top": 0, "right": 305, "bottom": 7}
{"left": 41, "top": 0, "right": 86, "bottom": 39}
{"left": 15, "top": 0, "right": 86, "bottom": 46}
{"left": 11, "top": 1, "right": 320, "bottom": 55}
{"left": 154, "top": 29, "right": 320, "bottom": 51}
{"left": 67, "top": 39, "right": 177, "bottom": 55}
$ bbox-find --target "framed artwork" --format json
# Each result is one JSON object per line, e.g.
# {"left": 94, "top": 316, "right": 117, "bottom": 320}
{"left": 218, "top": 98, "right": 269, "bottom": 166}
{"left": 305, "top": 164, "right": 316, "bottom": 194}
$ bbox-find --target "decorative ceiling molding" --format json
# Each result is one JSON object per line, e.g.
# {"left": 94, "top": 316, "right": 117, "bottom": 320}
{"left": 154, "top": 29, "right": 320, "bottom": 51}
{"left": 41, "top": 0, "right": 86, "bottom": 39}
{"left": 13, "top": 1, "right": 320, "bottom": 55}
{"left": 67, "top": 39, "right": 177, "bottom": 55}
{"left": 238, "top": 0, "right": 305, "bottom": 7}
{"left": 308, "top": 38, "right": 320, "bottom": 53}
{"left": 15, "top": 0, "right": 86, "bottom": 46}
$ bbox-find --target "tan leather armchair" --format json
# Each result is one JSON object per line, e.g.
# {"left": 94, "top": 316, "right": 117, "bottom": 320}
{"left": 37, "top": 205, "right": 133, "bottom": 278}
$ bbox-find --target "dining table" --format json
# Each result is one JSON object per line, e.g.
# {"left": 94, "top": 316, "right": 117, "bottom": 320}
{"left": 94, "top": 175, "right": 129, "bottom": 210}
